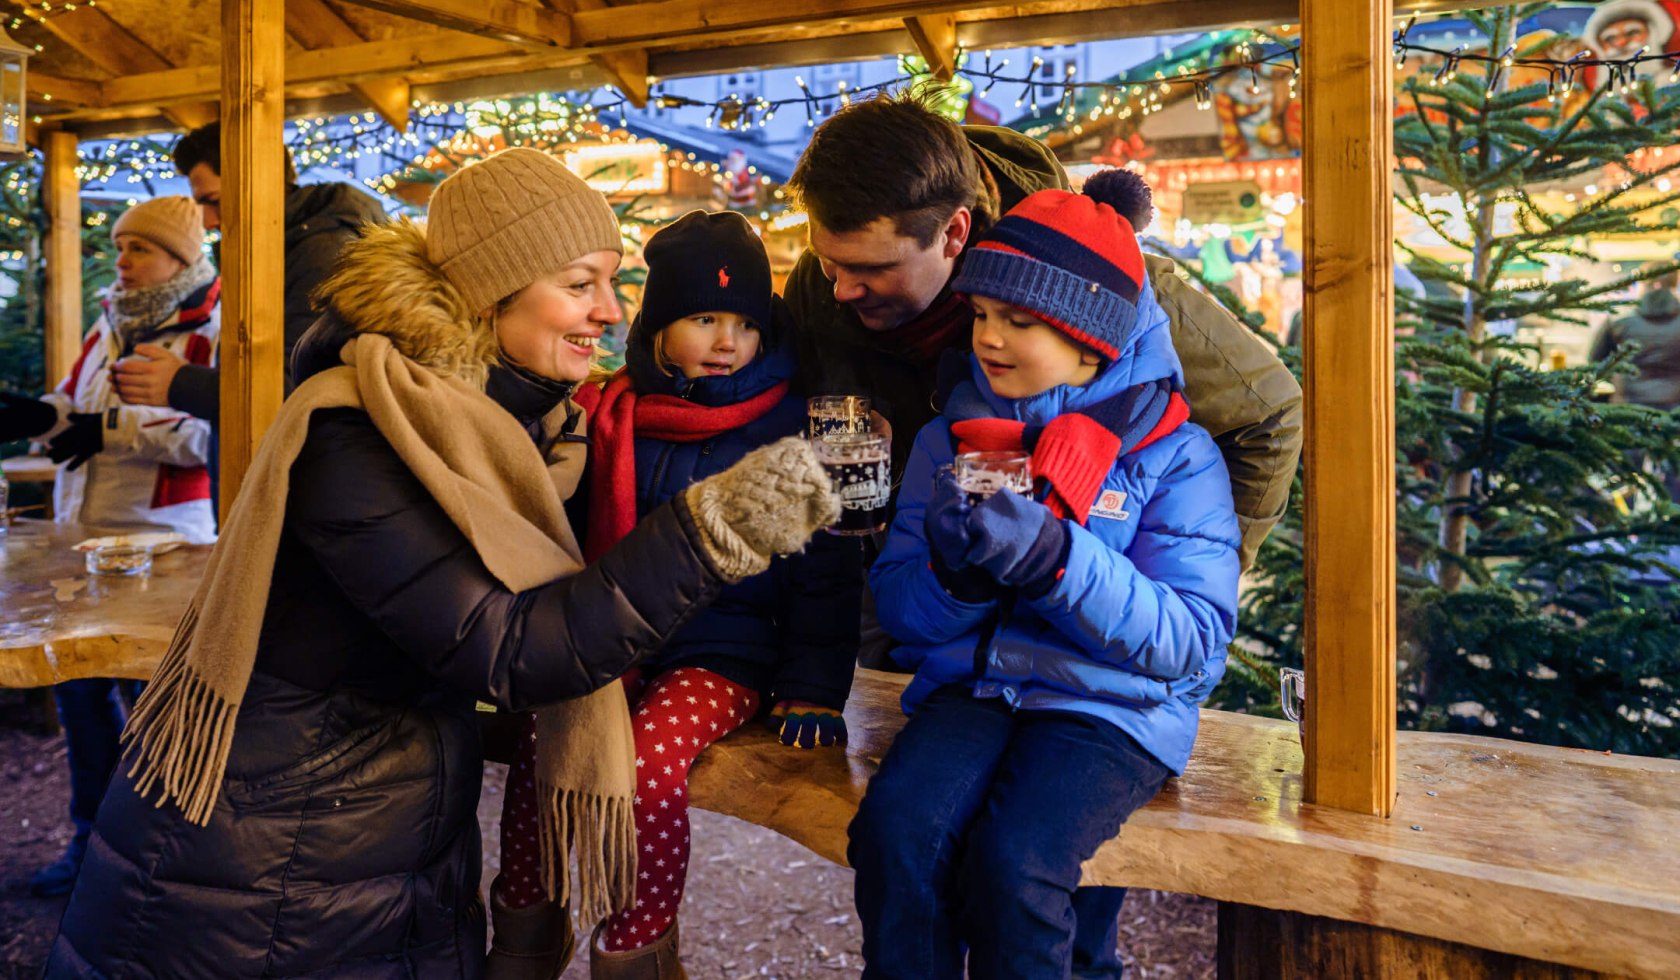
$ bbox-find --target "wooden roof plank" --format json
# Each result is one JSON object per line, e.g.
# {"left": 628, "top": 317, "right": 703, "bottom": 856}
{"left": 95, "top": 33, "right": 525, "bottom": 112}
{"left": 543, "top": 0, "right": 651, "bottom": 108}
{"left": 39, "top": 6, "right": 218, "bottom": 130}
{"left": 333, "top": 0, "right": 574, "bottom": 48}
{"left": 29, "top": 71, "right": 104, "bottom": 108}
{"left": 287, "top": 0, "right": 414, "bottom": 129}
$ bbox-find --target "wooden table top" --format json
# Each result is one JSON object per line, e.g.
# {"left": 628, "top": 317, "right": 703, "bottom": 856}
{"left": 2, "top": 455, "right": 59, "bottom": 484}
{"left": 0, "top": 520, "right": 207, "bottom": 688}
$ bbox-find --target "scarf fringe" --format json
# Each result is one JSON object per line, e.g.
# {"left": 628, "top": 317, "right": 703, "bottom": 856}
{"left": 535, "top": 780, "right": 639, "bottom": 924}
{"left": 119, "top": 602, "right": 238, "bottom": 826}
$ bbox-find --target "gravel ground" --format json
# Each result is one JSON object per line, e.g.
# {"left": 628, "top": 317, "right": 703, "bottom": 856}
{"left": 1, "top": 693, "right": 1214, "bottom": 978}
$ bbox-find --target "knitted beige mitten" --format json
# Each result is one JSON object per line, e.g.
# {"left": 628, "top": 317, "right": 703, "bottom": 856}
{"left": 684, "top": 436, "right": 841, "bottom": 582}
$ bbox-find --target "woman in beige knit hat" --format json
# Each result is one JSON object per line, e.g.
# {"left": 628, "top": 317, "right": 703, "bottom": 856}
{"left": 46, "top": 147, "right": 840, "bottom": 980}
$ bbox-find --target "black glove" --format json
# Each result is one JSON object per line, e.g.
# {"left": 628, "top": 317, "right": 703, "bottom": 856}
{"left": 46, "top": 412, "right": 104, "bottom": 471}
{"left": 0, "top": 392, "right": 58, "bottom": 443}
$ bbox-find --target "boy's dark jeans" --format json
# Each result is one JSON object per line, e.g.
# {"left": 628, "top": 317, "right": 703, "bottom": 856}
{"left": 848, "top": 686, "right": 1171, "bottom": 979}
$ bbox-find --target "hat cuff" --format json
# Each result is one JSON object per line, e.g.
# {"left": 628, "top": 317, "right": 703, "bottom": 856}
{"left": 953, "top": 248, "right": 1136, "bottom": 359}
{"left": 642, "top": 286, "right": 773, "bottom": 335}
{"left": 438, "top": 193, "right": 622, "bottom": 314}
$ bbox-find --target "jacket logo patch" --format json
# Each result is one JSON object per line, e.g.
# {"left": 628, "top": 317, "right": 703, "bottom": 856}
{"left": 718, "top": 265, "right": 730, "bottom": 288}
{"left": 1089, "top": 489, "right": 1130, "bottom": 522}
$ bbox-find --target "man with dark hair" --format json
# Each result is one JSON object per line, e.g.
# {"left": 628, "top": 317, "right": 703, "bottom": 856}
{"left": 111, "top": 121, "right": 388, "bottom": 422}
{"left": 786, "top": 88, "right": 1301, "bottom": 979}
{"left": 786, "top": 88, "right": 1301, "bottom": 572}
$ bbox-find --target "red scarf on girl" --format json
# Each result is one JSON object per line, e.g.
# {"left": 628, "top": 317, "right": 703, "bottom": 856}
{"left": 949, "top": 383, "right": 1189, "bottom": 525}
{"left": 583, "top": 369, "right": 789, "bottom": 561}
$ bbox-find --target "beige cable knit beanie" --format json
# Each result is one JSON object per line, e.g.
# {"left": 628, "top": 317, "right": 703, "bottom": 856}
{"left": 112, "top": 195, "right": 205, "bottom": 265}
{"left": 425, "top": 147, "right": 623, "bottom": 314}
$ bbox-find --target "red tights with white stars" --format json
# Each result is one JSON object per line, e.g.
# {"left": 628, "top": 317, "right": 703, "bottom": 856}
{"left": 496, "top": 666, "right": 757, "bottom": 952}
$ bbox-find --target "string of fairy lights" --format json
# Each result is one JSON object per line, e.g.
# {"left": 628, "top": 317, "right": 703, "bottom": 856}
{"left": 1, "top": 14, "right": 1678, "bottom": 266}
{"left": 3, "top": 0, "right": 96, "bottom": 35}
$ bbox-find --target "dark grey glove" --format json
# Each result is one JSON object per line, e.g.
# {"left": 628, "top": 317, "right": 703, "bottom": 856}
{"left": 46, "top": 412, "right": 104, "bottom": 471}
{"left": 0, "top": 392, "right": 58, "bottom": 443}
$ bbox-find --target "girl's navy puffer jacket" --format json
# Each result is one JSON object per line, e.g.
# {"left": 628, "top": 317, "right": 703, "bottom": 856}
{"left": 623, "top": 302, "right": 862, "bottom": 709}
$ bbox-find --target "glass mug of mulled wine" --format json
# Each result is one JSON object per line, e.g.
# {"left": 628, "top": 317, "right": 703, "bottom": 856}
{"left": 815, "top": 431, "right": 891, "bottom": 536}
{"left": 807, "top": 395, "right": 872, "bottom": 439}
{"left": 953, "top": 451, "right": 1033, "bottom": 505}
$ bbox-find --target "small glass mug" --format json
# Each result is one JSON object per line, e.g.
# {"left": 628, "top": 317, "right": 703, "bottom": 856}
{"left": 815, "top": 432, "right": 890, "bottom": 537}
{"left": 87, "top": 543, "right": 153, "bottom": 577}
{"left": 807, "top": 395, "right": 871, "bottom": 440}
{"left": 953, "top": 451, "right": 1033, "bottom": 504}
{"left": 1280, "top": 667, "right": 1307, "bottom": 750}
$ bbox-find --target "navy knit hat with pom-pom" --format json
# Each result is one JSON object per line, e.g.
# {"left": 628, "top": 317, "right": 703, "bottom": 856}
{"left": 951, "top": 172, "right": 1149, "bottom": 361}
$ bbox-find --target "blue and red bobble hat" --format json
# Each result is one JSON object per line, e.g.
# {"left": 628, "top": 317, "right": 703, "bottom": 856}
{"left": 951, "top": 181, "right": 1147, "bottom": 361}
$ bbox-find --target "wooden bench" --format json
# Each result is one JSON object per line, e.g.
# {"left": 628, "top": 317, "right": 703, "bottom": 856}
{"left": 689, "top": 669, "right": 1680, "bottom": 978}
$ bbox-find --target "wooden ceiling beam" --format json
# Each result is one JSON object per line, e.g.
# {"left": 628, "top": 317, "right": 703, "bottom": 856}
{"left": 29, "top": 71, "right": 103, "bottom": 108}
{"left": 541, "top": 0, "right": 650, "bottom": 107}
{"left": 904, "top": 14, "right": 958, "bottom": 81}
{"left": 285, "top": 0, "right": 414, "bottom": 130}
{"left": 332, "top": 0, "right": 573, "bottom": 47}
{"left": 38, "top": 6, "right": 218, "bottom": 130}
{"left": 96, "top": 33, "right": 533, "bottom": 111}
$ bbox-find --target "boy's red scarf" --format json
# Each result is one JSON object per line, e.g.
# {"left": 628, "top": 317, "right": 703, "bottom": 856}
{"left": 950, "top": 382, "right": 1189, "bottom": 525}
{"left": 582, "top": 370, "right": 788, "bottom": 561}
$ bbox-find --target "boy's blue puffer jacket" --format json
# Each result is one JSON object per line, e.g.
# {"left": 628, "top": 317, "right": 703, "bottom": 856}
{"left": 625, "top": 309, "right": 862, "bottom": 710}
{"left": 869, "top": 284, "right": 1240, "bottom": 773}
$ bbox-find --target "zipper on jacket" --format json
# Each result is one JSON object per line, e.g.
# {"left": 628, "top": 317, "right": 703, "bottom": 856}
{"left": 648, "top": 383, "right": 696, "bottom": 499}
{"left": 649, "top": 441, "right": 678, "bottom": 505}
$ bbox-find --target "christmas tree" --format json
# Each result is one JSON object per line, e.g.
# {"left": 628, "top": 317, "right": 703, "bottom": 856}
{"left": 1229, "top": 4, "right": 1680, "bottom": 758}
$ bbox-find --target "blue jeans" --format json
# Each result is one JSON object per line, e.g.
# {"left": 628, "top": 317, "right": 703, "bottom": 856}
{"left": 54, "top": 679, "right": 142, "bottom": 846}
{"left": 848, "top": 686, "right": 1171, "bottom": 980}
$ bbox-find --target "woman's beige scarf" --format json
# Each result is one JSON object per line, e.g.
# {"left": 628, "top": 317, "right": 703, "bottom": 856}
{"left": 122, "top": 332, "right": 636, "bottom": 921}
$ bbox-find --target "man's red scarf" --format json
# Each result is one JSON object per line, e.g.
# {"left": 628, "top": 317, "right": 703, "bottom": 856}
{"left": 581, "top": 370, "right": 788, "bottom": 561}
{"left": 872, "top": 289, "right": 970, "bottom": 366}
{"left": 950, "top": 381, "right": 1189, "bottom": 525}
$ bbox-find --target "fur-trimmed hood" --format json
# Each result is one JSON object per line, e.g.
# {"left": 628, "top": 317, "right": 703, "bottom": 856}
{"left": 306, "top": 218, "right": 500, "bottom": 386}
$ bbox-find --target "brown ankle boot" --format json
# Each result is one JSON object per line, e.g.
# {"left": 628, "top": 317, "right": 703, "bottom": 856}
{"left": 589, "top": 919, "right": 686, "bottom": 980}
{"left": 485, "top": 891, "right": 575, "bottom": 980}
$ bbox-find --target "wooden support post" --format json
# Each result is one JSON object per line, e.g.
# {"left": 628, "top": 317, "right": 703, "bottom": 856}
{"left": 1299, "top": 0, "right": 1396, "bottom": 815}
{"left": 219, "top": 0, "right": 287, "bottom": 522}
{"left": 42, "top": 130, "right": 82, "bottom": 390}
{"left": 904, "top": 14, "right": 958, "bottom": 81}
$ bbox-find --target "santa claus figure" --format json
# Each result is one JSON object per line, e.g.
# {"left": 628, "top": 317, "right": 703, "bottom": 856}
{"left": 1583, "top": 0, "right": 1680, "bottom": 79}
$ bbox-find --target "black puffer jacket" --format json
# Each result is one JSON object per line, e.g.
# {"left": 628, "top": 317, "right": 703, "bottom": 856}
{"left": 46, "top": 225, "right": 730, "bottom": 979}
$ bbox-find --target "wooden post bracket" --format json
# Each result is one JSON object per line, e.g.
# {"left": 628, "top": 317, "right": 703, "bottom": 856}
{"left": 904, "top": 13, "right": 958, "bottom": 81}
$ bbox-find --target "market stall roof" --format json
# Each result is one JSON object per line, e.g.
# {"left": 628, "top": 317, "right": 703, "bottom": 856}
{"left": 15, "top": 0, "right": 1512, "bottom": 141}
{"left": 1003, "top": 3, "right": 1596, "bottom": 149}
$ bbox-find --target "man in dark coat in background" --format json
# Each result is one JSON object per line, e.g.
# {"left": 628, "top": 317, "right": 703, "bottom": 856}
{"left": 109, "top": 122, "right": 388, "bottom": 503}
{"left": 114, "top": 122, "right": 390, "bottom": 415}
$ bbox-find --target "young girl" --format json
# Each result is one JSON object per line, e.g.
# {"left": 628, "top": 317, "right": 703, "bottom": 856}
{"left": 491, "top": 209, "right": 861, "bottom": 979}
{"left": 850, "top": 176, "right": 1242, "bottom": 978}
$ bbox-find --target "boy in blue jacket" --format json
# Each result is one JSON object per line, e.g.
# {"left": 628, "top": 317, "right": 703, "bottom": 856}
{"left": 849, "top": 173, "right": 1241, "bottom": 979}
